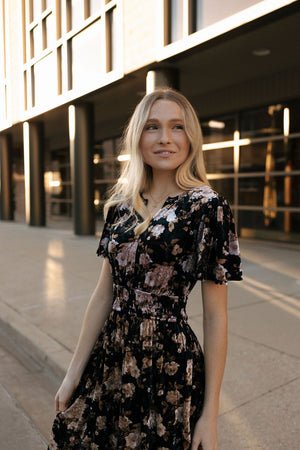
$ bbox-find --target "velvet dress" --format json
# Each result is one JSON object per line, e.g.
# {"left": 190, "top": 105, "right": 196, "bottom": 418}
{"left": 48, "top": 185, "right": 242, "bottom": 450}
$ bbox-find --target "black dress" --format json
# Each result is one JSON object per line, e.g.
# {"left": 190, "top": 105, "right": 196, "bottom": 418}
{"left": 48, "top": 185, "right": 242, "bottom": 450}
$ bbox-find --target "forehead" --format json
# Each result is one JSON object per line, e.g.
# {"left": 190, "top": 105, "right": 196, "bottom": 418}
{"left": 147, "top": 99, "right": 183, "bottom": 119}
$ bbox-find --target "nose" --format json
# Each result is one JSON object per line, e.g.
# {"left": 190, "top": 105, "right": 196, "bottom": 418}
{"left": 159, "top": 126, "right": 171, "bottom": 144}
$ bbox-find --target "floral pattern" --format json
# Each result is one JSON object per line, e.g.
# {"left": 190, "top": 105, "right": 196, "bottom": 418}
{"left": 48, "top": 185, "right": 242, "bottom": 450}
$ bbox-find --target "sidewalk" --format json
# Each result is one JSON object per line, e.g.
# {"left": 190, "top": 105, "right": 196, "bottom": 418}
{"left": 0, "top": 221, "right": 299, "bottom": 449}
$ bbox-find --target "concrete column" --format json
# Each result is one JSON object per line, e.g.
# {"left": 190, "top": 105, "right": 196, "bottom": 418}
{"left": 0, "top": 134, "right": 14, "bottom": 220}
{"left": 68, "top": 103, "right": 95, "bottom": 235}
{"left": 23, "top": 121, "right": 46, "bottom": 226}
{"left": 146, "top": 68, "right": 179, "bottom": 94}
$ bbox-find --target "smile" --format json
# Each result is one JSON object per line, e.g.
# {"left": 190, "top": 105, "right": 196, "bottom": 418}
{"left": 154, "top": 151, "right": 175, "bottom": 155}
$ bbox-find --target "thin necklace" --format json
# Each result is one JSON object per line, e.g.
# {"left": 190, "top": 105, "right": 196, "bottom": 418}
{"left": 148, "top": 191, "right": 169, "bottom": 207}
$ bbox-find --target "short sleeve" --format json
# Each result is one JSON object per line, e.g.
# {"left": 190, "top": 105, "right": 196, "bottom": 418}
{"left": 96, "top": 206, "right": 116, "bottom": 258}
{"left": 196, "top": 196, "right": 242, "bottom": 284}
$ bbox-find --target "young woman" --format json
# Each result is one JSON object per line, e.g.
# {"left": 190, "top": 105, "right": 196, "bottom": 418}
{"left": 48, "top": 88, "right": 242, "bottom": 450}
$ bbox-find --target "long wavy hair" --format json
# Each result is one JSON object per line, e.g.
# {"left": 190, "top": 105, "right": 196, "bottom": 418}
{"left": 104, "top": 88, "right": 209, "bottom": 235}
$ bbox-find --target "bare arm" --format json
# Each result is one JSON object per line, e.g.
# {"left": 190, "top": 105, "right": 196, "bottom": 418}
{"left": 55, "top": 258, "right": 113, "bottom": 412}
{"left": 192, "top": 280, "right": 228, "bottom": 450}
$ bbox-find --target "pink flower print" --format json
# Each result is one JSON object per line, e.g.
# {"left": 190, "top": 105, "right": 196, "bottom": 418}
{"left": 174, "top": 406, "right": 184, "bottom": 423}
{"left": 172, "top": 332, "right": 187, "bottom": 353}
{"left": 119, "top": 415, "right": 132, "bottom": 432}
{"left": 157, "top": 414, "right": 166, "bottom": 437}
{"left": 151, "top": 224, "right": 165, "bottom": 237}
{"left": 164, "top": 361, "right": 179, "bottom": 376}
{"left": 122, "top": 382, "right": 136, "bottom": 398}
{"left": 96, "top": 416, "right": 106, "bottom": 430}
{"left": 104, "top": 367, "right": 122, "bottom": 391}
{"left": 139, "top": 252, "right": 152, "bottom": 266}
{"left": 144, "top": 265, "right": 173, "bottom": 289}
{"left": 215, "top": 263, "right": 227, "bottom": 281}
{"left": 172, "top": 244, "right": 182, "bottom": 256}
{"left": 123, "top": 354, "right": 140, "bottom": 378}
{"left": 186, "top": 359, "right": 193, "bottom": 385}
{"left": 168, "top": 221, "right": 175, "bottom": 232}
{"left": 217, "top": 205, "right": 223, "bottom": 222}
{"left": 166, "top": 209, "right": 177, "bottom": 223}
{"left": 166, "top": 389, "right": 182, "bottom": 405}
{"left": 125, "top": 431, "right": 141, "bottom": 448}
{"left": 116, "top": 241, "right": 138, "bottom": 268}
{"left": 181, "top": 255, "right": 194, "bottom": 272}
{"left": 229, "top": 230, "right": 240, "bottom": 255}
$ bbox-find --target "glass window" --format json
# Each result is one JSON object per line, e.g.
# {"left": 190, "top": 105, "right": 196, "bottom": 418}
{"left": 42, "top": 0, "right": 53, "bottom": 10}
{"left": 239, "top": 210, "right": 300, "bottom": 240}
{"left": 101, "top": 139, "right": 115, "bottom": 158}
{"left": 71, "top": 19, "right": 102, "bottom": 90}
{"left": 33, "top": 0, "right": 40, "bottom": 20}
{"left": 209, "top": 178, "right": 234, "bottom": 204}
{"left": 239, "top": 141, "right": 287, "bottom": 173}
{"left": 190, "top": 0, "right": 202, "bottom": 33}
{"left": 289, "top": 138, "right": 300, "bottom": 170}
{"left": 70, "top": 0, "right": 82, "bottom": 29}
{"left": 90, "top": 0, "right": 102, "bottom": 16}
{"left": 34, "top": 52, "right": 56, "bottom": 108}
{"left": 240, "top": 105, "right": 284, "bottom": 138}
{"left": 168, "top": 0, "right": 184, "bottom": 43}
{"left": 204, "top": 147, "right": 234, "bottom": 174}
{"left": 33, "top": 24, "right": 41, "bottom": 57}
{"left": 289, "top": 99, "right": 300, "bottom": 133}
{"left": 239, "top": 176, "right": 300, "bottom": 208}
{"left": 202, "top": 115, "right": 235, "bottom": 143}
{"left": 106, "top": 6, "right": 117, "bottom": 72}
{"left": 42, "top": 13, "right": 55, "bottom": 49}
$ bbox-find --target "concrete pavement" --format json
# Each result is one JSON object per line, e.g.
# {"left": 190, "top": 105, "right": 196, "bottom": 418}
{"left": 0, "top": 220, "right": 299, "bottom": 449}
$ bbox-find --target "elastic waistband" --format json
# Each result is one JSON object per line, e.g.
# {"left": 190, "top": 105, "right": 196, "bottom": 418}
{"left": 112, "top": 285, "right": 187, "bottom": 322}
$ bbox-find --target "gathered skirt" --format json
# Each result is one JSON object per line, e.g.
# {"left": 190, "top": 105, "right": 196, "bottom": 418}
{"left": 48, "top": 303, "right": 205, "bottom": 449}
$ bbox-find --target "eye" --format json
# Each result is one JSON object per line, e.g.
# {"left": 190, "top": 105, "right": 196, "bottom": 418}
{"left": 173, "top": 124, "right": 184, "bottom": 130}
{"left": 145, "top": 124, "right": 158, "bottom": 130}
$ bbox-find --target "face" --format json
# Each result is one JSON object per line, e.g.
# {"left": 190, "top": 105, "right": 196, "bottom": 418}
{"left": 139, "top": 99, "right": 190, "bottom": 175}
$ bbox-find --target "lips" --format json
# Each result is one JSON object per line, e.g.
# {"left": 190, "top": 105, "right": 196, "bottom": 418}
{"left": 154, "top": 150, "right": 176, "bottom": 155}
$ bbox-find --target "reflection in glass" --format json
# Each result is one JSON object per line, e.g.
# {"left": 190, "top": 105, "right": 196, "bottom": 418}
{"left": 202, "top": 115, "right": 235, "bottom": 143}
{"left": 190, "top": 0, "right": 202, "bottom": 33}
{"left": 168, "top": 0, "right": 184, "bottom": 43}
{"left": 90, "top": 0, "right": 102, "bottom": 16}
{"left": 106, "top": 7, "right": 117, "bottom": 72}
{"left": 210, "top": 178, "right": 234, "bottom": 204}
{"left": 94, "top": 138, "right": 122, "bottom": 213}
{"left": 240, "top": 104, "right": 284, "bottom": 138}
{"left": 289, "top": 138, "right": 300, "bottom": 170}
{"left": 239, "top": 176, "right": 300, "bottom": 208}
{"left": 71, "top": 0, "right": 82, "bottom": 29}
{"left": 289, "top": 99, "right": 300, "bottom": 133}
{"left": 239, "top": 141, "right": 286, "bottom": 172}
{"left": 204, "top": 148, "right": 234, "bottom": 174}
{"left": 239, "top": 210, "right": 300, "bottom": 242}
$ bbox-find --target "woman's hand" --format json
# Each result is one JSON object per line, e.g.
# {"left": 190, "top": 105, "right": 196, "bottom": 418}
{"left": 191, "top": 413, "right": 218, "bottom": 450}
{"left": 55, "top": 375, "right": 79, "bottom": 413}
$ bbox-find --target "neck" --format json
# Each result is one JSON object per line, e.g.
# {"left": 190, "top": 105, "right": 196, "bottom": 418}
{"left": 148, "top": 170, "right": 180, "bottom": 197}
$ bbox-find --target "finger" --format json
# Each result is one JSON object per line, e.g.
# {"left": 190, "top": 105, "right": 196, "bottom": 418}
{"left": 55, "top": 394, "right": 60, "bottom": 413}
{"left": 59, "top": 399, "right": 66, "bottom": 412}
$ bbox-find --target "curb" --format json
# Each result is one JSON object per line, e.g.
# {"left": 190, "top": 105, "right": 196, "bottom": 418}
{"left": 0, "top": 300, "right": 71, "bottom": 382}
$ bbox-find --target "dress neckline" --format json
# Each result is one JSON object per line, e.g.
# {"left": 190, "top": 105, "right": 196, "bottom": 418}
{"left": 140, "top": 189, "right": 191, "bottom": 221}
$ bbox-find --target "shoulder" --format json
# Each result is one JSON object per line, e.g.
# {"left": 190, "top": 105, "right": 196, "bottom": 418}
{"left": 187, "top": 185, "right": 228, "bottom": 210}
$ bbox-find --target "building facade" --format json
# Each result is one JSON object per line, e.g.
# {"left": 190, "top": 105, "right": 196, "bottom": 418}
{"left": 0, "top": 0, "right": 299, "bottom": 242}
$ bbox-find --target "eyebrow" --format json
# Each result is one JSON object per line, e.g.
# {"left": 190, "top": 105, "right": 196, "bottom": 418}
{"left": 145, "top": 118, "right": 184, "bottom": 123}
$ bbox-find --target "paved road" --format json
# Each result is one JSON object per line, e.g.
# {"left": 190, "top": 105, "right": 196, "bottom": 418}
{"left": 0, "top": 221, "right": 299, "bottom": 449}
{"left": 0, "top": 330, "right": 58, "bottom": 449}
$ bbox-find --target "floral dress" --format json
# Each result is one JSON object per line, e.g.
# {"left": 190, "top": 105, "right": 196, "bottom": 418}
{"left": 48, "top": 185, "right": 242, "bottom": 450}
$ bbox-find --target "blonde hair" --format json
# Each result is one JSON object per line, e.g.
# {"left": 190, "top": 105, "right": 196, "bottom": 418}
{"left": 104, "top": 87, "right": 209, "bottom": 235}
